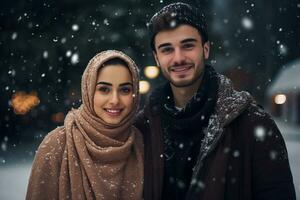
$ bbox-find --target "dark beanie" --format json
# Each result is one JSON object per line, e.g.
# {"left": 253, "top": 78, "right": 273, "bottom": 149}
{"left": 148, "top": 2, "right": 208, "bottom": 51}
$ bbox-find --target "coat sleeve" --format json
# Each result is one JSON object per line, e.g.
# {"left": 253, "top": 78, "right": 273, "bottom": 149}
{"left": 26, "top": 127, "right": 66, "bottom": 200}
{"left": 134, "top": 110, "right": 149, "bottom": 136}
{"left": 250, "top": 109, "right": 296, "bottom": 200}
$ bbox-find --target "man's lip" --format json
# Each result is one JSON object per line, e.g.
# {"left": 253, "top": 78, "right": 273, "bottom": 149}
{"left": 170, "top": 65, "right": 193, "bottom": 73}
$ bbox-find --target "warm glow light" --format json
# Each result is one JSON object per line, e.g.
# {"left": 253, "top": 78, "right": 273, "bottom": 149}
{"left": 139, "top": 80, "right": 150, "bottom": 94}
{"left": 274, "top": 94, "right": 286, "bottom": 104}
{"left": 11, "top": 91, "right": 40, "bottom": 115}
{"left": 144, "top": 66, "right": 160, "bottom": 79}
{"left": 51, "top": 112, "right": 65, "bottom": 123}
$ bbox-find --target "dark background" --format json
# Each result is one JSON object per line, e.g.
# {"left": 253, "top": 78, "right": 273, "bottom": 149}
{"left": 0, "top": 0, "right": 299, "bottom": 147}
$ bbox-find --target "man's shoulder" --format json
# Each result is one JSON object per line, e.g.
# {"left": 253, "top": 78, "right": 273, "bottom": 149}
{"left": 242, "top": 102, "right": 273, "bottom": 120}
{"left": 234, "top": 102, "right": 278, "bottom": 131}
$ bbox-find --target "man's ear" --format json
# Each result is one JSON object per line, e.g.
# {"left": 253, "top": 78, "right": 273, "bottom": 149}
{"left": 153, "top": 51, "right": 160, "bottom": 67}
{"left": 203, "top": 41, "right": 210, "bottom": 59}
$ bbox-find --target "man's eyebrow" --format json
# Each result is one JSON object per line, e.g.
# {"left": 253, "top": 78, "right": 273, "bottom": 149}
{"left": 119, "top": 82, "right": 133, "bottom": 87}
{"left": 158, "top": 43, "right": 171, "bottom": 50}
{"left": 96, "top": 82, "right": 112, "bottom": 86}
{"left": 181, "top": 38, "right": 198, "bottom": 43}
{"left": 157, "top": 38, "right": 198, "bottom": 49}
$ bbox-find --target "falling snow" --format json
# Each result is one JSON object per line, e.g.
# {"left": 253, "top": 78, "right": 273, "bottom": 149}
{"left": 43, "top": 51, "right": 48, "bottom": 59}
{"left": 11, "top": 32, "right": 18, "bottom": 40}
{"left": 255, "top": 126, "right": 266, "bottom": 141}
{"left": 71, "top": 53, "right": 79, "bottom": 64}
{"left": 0, "top": 1, "right": 299, "bottom": 198}
{"left": 279, "top": 44, "right": 288, "bottom": 55}
{"left": 103, "top": 19, "right": 109, "bottom": 26}
{"left": 241, "top": 17, "right": 253, "bottom": 29}
{"left": 72, "top": 24, "right": 79, "bottom": 31}
{"left": 1, "top": 142, "right": 7, "bottom": 152}
{"left": 66, "top": 50, "right": 72, "bottom": 57}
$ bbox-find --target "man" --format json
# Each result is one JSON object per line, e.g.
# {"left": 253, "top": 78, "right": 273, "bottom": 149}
{"left": 135, "top": 2, "right": 296, "bottom": 200}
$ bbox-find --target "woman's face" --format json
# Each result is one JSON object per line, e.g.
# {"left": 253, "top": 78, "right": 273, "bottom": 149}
{"left": 93, "top": 64, "right": 134, "bottom": 124}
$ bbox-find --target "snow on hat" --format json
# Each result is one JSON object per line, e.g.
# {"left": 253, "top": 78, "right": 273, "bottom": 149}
{"left": 148, "top": 2, "right": 208, "bottom": 51}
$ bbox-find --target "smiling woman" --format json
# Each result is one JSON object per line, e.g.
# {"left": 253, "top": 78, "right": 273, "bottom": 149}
{"left": 93, "top": 59, "right": 134, "bottom": 125}
{"left": 26, "top": 50, "right": 144, "bottom": 200}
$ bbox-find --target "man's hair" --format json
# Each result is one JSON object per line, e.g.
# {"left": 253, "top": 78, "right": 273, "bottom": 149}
{"left": 148, "top": 2, "right": 208, "bottom": 52}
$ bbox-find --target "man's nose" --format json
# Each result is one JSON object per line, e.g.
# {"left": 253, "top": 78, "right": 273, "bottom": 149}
{"left": 173, "top": 48, "right": 185, "bottom": 65}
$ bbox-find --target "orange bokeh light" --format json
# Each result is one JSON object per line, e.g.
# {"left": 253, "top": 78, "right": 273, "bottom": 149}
{"left": 11, "top": 91, "right": 40, "bottom": 115}
{"left": 51, "top": 112, "right": 65, "bottom": 123}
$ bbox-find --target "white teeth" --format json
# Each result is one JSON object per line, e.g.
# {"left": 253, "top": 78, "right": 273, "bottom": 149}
{"left": 106, "top": 109, "right": 121, "bottom": 113}
{"left": 172, "top": 67, "right": 189, "bottom": 72}
{"left": 171, "top": 65, "right": 192, "bottom": 72}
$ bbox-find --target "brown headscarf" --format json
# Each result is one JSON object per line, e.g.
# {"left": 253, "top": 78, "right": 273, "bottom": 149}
{"left": 26, "top": 50, "right": 144, "bottom": 200}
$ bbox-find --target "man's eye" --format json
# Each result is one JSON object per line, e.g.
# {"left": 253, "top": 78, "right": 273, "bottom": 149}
{"left": 120, "top": 87, "right": 132, "bottom": 94}
{"left": 161, "top": 47, "right": 173, "bottom": 54}
{"left": 182, "top": 43, "right": 195, "bottom": 49}
{"left": 98, "top": 86, "right": 110, "bottom": 93}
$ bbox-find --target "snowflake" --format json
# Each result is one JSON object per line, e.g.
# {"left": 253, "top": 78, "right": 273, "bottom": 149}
{"left": 72, "top": 24, "right": 79, "bottom": 31}
{"left": 71, "top": 53, "right": 79, "bottom": 65}
{"left": 241, "top": 17, "right": 253, "bottom": 30}
{"left": 254, "top": 126, "right": 266, "bottom": 141}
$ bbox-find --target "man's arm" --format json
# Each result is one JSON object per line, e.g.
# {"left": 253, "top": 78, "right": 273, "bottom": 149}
{"left": 134, "top": 110, "right": 149, "bottom": 136}
{"left": 251, "top": 111, "right": 296, "bottom": 200}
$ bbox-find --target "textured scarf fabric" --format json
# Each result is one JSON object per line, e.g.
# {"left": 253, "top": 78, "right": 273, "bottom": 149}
{"left": 26, "top": 50, "right": 144, "bottom": 200}
{"left": 159, "top": 65, "right": 218, "bottom": 132}
{"left": 156, "top": 65, "right": 218, "bottom": 199}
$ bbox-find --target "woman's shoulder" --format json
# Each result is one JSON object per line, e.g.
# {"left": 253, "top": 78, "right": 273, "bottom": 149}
{"left": 42, "top": 126, "right": 66, "bottom": 144}
{"left": 36, "top": 126, "right": 67, "bottom": 157}
{"left": 27, "top": 126, "right": 67, "bottom": 197}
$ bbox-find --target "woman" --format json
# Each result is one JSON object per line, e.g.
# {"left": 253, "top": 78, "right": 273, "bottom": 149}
{"left": 26, "top": 50, "right": 144, "bottom": 200}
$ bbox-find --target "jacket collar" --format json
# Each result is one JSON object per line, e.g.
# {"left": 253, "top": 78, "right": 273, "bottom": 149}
{"left": 190, "top": 73, "right": 252, "bottom": 190}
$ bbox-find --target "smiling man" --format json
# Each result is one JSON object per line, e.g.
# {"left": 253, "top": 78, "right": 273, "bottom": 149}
{"left": 154, "top": 24, "right": 209, "bottom": 108}
{"left": 135, "top": 2, "right": 296, "bottom": 200}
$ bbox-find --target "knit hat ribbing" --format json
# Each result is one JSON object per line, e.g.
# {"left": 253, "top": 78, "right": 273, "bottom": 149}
{"left": 148, "top": 2, "right": 208, "bottom": 51}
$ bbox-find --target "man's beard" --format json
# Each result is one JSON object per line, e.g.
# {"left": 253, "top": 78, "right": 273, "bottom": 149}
{"left": 169, "top": 70, "right": 204, "bottom": 88}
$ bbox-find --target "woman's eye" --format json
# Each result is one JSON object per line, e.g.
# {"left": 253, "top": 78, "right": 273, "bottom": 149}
{"left": 120, "top": 87, "right": 132, "bottom": 94}
{"left": 98, "top": 86, "right": 110, "bottom": 93}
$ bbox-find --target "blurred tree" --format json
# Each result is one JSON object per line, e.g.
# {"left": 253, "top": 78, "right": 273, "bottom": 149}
{"left": 210, "top": 0, "right": 299, "bottom": 102}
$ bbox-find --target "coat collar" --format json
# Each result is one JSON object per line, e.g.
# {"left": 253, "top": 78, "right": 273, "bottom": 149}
{"left": 189, "top": 73, "right": 253, "bottom": 191}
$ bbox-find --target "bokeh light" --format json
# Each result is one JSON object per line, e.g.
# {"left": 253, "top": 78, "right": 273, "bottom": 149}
{"left": 274, "top": 94, "right": 286, "bottom": 104}
{"left": 144, "top": 66, "right": 160, "bottom": 79}
{"left": 11, "top": 91, "right": 40, "bottom": 115}
{"left": 139, "top": 80, "right": 150, "bottom": 94}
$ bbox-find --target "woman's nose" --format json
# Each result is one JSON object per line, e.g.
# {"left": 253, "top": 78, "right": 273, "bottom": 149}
{"left": 108, "top": 92, "right": 119, "bottom": 105}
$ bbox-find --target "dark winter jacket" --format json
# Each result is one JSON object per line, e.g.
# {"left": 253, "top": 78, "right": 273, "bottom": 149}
{"left": 135, "top": 73, "right": 296, "bottom": 200}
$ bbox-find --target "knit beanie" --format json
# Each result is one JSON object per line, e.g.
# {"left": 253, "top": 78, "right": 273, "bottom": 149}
{"left": 148, "top": 2, "right": 208, "bottom": 51}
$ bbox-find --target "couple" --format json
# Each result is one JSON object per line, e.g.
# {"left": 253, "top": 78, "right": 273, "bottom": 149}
{"left": 26, "top": 3, "right": 296, "bottom": 200}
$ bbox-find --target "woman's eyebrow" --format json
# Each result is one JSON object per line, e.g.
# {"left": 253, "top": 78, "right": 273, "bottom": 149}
{"left": 96, "top": 82, "right": 112, "bottom": 86}
{"left": 119, "top": 82, "right": 133, "bottom": 87}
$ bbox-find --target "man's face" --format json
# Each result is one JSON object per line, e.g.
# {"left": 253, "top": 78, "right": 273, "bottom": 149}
{"left": 153, "top": 24, "right": 210, "bottom": 88}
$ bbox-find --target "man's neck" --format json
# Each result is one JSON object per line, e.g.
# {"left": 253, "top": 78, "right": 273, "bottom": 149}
{"left": 170, "top": 77, "right": 203, "bottom": 108}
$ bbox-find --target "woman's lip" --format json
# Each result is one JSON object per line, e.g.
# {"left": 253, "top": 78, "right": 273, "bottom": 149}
{"left": 104, "top": 108, "right": 123, "bottom": 116}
